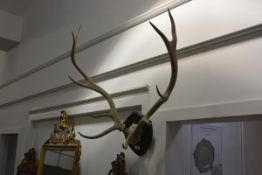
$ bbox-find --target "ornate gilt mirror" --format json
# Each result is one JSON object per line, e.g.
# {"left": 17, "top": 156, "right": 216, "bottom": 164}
{"left": 37, "top": 110, "right": 81, "bottom": 175}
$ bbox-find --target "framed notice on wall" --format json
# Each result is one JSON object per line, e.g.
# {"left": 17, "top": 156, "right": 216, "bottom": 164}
{"left": 191, "top": 124, "right": 222, "bottom": 175}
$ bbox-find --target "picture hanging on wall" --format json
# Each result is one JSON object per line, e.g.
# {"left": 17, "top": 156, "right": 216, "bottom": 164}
{"left": 191, "top": 124, "right": 222, "bottom": 175}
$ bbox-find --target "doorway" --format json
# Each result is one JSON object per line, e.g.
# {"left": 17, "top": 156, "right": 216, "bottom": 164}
{"left": 0, "top": 134, "right": 18, "bottom": 175}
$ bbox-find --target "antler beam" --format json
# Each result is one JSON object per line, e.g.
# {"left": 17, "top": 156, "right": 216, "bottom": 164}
{"left": 69, "top": 27, "right": 125, "bottom": 139}
{"left": 144, "top": 9, "right": 177, "bottom": 120}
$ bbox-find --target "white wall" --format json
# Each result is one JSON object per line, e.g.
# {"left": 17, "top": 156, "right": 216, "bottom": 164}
{"left": 1, "top": 0, "right": 262, "bottom": 104}
{"left": 1, "top": 0, "right": 180, "bottom": 85}
{"left": 0, "top": 50, "right": 6, "bottom": 61}
{"left": 0, "top": 0, "right": 262, "bottom": 174}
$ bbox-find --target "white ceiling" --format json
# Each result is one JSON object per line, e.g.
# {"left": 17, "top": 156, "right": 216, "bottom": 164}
{"left": 0, "top": 0, "right": 32, "bottom": 16}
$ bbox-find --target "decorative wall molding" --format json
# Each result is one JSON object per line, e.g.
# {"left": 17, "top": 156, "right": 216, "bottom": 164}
{"left": 1, "top": 23, "right": 262, "bottom": 109}
{"left": 29, "top": 85, "right": 149, "bottom": 115}
{"left": 29, "top": 86, "right": 150, "bottom": 121}
{"left": 0, "top": 127, "right": 21, "bottom": 134}
{"left": 162, "top": 98, "right": 262, "bottom": 122}
{"left": 0, "top": 0, "right": 190, "bottom": 90}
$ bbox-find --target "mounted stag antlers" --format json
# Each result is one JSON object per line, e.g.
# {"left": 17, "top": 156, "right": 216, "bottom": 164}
{"left": 69, "top": 10, "right": 178, "bottom": 156}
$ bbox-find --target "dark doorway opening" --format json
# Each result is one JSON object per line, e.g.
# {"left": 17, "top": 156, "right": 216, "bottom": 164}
{"left": 0, "top": 134, "right": 18, "bottom": 175}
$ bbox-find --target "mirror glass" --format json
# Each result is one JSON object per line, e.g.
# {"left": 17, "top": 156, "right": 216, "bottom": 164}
{"left": 42, "top": 150, "right": 75, "bottom": 175}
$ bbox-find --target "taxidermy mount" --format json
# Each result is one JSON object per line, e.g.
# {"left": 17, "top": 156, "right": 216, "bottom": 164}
{"left": 68, "top": 9, "right": 178, "bottom": 156}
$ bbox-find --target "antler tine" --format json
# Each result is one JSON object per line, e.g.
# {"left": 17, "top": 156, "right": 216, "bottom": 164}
{"left": 70, "top": 26, "right": 90, "bottom": 81}
{"left": 78, "top": 125, "right": 120, "bottom": 139}
{"left": 145, "top": 9, "right": 178, "bottom": 119}
{"left": 69, "top": 27, "right": 125, "bottom": 138}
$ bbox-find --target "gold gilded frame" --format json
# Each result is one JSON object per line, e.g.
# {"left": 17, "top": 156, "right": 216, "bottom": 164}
{"left": 37, "top": 144, "right": 81, "bottom": 175}
{"left": 37, "top": 110, "right": 81, "bottom": 175}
